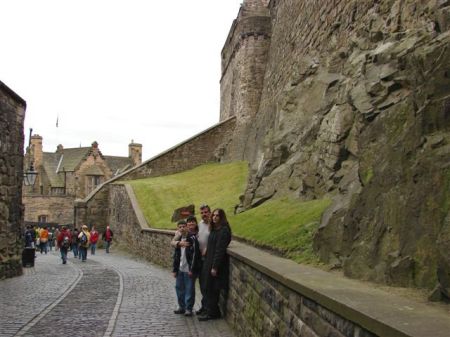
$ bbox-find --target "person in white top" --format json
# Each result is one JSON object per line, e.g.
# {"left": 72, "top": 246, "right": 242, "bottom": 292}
{"left": 196, "top": 204, "right": 211, "bottom": 315}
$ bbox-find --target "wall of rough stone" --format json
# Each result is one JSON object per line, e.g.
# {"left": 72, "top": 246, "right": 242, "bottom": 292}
{"left": 75, "top": 187, "right": 109, "bottom": 232}
{"left": 0, "top": 81, "right": 26, "bottom": 279}
{"left": 224, "top": 0, "right": 450, "bottom": 298}
{"left": 23, "top": 195, "right": 74, "bottom": 225}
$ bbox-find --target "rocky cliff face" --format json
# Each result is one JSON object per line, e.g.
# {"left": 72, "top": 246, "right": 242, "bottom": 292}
{"left": 222, "top": 0, "right": 450, "bottom": 300}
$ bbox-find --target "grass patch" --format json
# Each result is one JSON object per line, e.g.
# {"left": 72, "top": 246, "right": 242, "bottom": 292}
{"left": 125, "top": 161, "right": 249, "bottom": 229}
{"left": 125, "top": 161, "right": 331, "bottom": 265}
{"left": 232, "top": 198, "right": 331, "bottom": 264}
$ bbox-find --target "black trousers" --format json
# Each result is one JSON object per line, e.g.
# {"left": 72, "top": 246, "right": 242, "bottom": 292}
{"left": 198, "top": 258, "right": 207, "bottom": 310}
{"left": 206, "top": 277, "right": 222, "bottom": 318}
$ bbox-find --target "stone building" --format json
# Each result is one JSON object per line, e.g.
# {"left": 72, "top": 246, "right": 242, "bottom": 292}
{"left": 0, "top": 80, "right": 26, "bottom": 279}
{"left": 23, "top": 136, "right": 142, "bottom": 226}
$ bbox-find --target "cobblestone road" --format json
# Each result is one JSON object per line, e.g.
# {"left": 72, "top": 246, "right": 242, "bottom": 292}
{"left": 0, "top": 251, "right": 234, "bottom": 337}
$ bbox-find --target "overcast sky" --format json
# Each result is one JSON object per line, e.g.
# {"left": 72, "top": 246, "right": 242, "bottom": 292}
{"left": 1, "top": 0, "right": 242, "bottom": 160}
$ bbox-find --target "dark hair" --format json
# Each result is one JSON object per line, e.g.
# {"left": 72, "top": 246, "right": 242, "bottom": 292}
{"left": 210, "top": 208, "right": 230, "bottom": 230}
{"left": 177, "top": 220, "right": 186, "bottom": 226}
{"left": 186, "top": 215, "right": 197, "bottom": 223}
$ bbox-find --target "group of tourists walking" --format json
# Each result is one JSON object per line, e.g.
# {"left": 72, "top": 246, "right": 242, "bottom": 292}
{"left": 24, "top": 225, "right": 57, "bottom": 254}
{"left": 171, "top": 204, "right": 232, "bottom": 321}
{"left": 23, "top": 224, "right": 114, "bottom": 264}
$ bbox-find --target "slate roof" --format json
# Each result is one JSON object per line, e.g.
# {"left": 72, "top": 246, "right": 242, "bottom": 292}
{"left": 59, "top": 147, "right": 92, "bottom": 171}
{"left": 103, "top": 156, "right": 134, "bottom": 176}
{"left": 42, "top": 152, "right": 64, "bottom": 187}
{"left": 41, "top": 147, "right": 134, "bottom": 187}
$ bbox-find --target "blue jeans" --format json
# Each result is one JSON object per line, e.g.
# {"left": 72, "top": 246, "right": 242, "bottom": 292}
{"left": 79, "top": 247, "right": 87, "bottom": 261}
{"left": 60, "top": 248, "right": 68, "bottom": 264}
{"left": 40, "top": 241, "right": 48, "bottom": 254}
{"left": 90, "top": 243, "right": 97, "bottom": 255}
{"left": 72, "top": 244, "right": 78, "bottom": 257}
{"left": 175, "top": 271, "right": 196, "bottom": 311}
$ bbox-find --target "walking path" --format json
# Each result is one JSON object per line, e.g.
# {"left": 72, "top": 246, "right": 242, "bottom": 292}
{"left": 0, "top": 250, "right": 234, "bottom": 337}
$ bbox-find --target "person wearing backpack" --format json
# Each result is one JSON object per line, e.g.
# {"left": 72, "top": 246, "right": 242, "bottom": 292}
{"left": 78, "top": 225, "right": 91, "bottom": 262}
{"left": 57, "top": 226, "right": 72, "bottom": 265}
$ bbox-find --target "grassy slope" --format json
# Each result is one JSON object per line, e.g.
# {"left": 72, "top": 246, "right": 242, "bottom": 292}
{"left": 127, "top": 162, "right": 249, "bottom": 229}
{"left": 125, "top": 161, "right": 331, "bottom": 264}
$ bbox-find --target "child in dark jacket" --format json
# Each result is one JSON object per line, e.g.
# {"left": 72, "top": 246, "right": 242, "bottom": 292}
{"left": 172, "top": 217, "right": 201, "bottom": 316}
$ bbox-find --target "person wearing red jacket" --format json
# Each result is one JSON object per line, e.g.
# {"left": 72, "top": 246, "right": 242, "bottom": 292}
{"left": 57, "top": 226, "right": 72, "bottom": 265}
{"left": 90, "top": 225, "right": 99, "bottom": 255}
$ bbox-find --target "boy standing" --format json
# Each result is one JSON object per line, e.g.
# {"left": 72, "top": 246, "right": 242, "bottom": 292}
{"left": 172, "top": 218, "right": 201, "bottom": 317}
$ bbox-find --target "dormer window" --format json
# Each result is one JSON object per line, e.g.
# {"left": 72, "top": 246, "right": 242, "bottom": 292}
{"left": 86, "top": 175, "right": 102, "bottom": 193}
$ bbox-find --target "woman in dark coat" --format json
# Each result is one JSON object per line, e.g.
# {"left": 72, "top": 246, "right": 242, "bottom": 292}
{"left": 198, "top": 208, "right": 232, "bottom": 321}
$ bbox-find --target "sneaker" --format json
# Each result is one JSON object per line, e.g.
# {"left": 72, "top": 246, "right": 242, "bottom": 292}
{"left": 174, "top": 308, "right": 185, "bottom": 314}
{"left": 184, "top": 311, "right": 193, "bottom": 317}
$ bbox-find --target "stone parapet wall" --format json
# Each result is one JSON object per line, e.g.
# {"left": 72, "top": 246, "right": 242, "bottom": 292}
{"left": 23, "top": 195, "right": 74, "bottom": 225}
{"left": 118, "top": 117, "right": 236, "bottom": 181}
{"left": 0, "top": 81, "right": 26, "bottom": 279}
{"left": 227, "top": 257, "right": 375, "bottom": 337}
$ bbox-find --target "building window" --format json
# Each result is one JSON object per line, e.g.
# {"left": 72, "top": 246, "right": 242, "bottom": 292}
{"left": 86, "top": 175, "right": 102, "bottom": 193}
{"left": 38, "top": 215, "right": 48, "bottom": 223}
{"left": 51, "top": 187, "right": 65, "bottom": 195}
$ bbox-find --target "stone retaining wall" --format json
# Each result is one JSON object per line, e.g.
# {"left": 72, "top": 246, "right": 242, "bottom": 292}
{"left": 109, "top": 184, "right": 174, "bottom": 268}
{"left": 0, "top": 81, "right": 26, "bottom": 279}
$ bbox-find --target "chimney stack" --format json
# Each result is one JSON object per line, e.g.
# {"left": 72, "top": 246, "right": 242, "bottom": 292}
{"left": 128, "top": 140, "right": 142, "bottom": 166}
{"left": 30, "top": 134, "right": 43, "bottom": 169}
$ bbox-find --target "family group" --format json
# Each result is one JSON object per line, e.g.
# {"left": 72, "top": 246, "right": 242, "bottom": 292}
{"left": 171, "top": 205, "right": 232, "bottom": 321}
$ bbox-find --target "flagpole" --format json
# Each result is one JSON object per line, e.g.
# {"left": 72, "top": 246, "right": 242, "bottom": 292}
{"left": 55, "top": 114, "right": 60, "bottom": 150}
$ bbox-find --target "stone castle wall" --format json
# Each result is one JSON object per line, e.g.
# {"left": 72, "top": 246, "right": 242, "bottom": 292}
{"left": 23, "top": 195, "right": 74, "bottom": 225}
{"left": 0, "top": 81, "right": 26, "bottom": 279}
{"left": 218, "top": 0, "right": 450, "bottom": 296}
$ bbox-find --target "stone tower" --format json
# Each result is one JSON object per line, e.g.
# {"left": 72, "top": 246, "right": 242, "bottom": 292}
{"left": 219, "top": 0, "right": 271, "bottom": 122}
{"left": 128, "top": 141, "right": 142, "bottom": 166}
